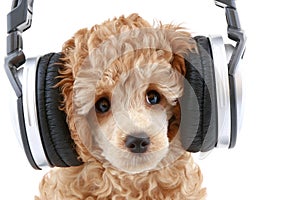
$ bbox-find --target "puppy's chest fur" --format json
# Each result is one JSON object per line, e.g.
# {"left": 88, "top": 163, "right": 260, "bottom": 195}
{"left": 37, "top": 153, "right": 205, "bottom": 199}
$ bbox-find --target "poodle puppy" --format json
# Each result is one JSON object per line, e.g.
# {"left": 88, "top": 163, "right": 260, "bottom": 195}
{"left": 36, "top": 13, "right": 206, "bottom": 200}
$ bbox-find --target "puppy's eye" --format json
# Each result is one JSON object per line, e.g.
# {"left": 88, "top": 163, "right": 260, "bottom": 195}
{"left": 95, "top": 97, "right": 110, "bottom": 113}
{"left": 146, "top": 90, "right": 160, "bottom": 105}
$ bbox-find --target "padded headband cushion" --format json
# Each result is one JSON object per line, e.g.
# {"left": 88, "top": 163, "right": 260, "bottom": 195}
{"left": 36, "top": 53, "right": 82, "bottom": 167}
{"left": 181, "top": 36, "right": 218, "bottom": 152}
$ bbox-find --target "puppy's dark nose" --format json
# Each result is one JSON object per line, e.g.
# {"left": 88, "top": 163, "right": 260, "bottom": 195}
{"left": 125, "top": 133, "right": 150, "bottom": 153}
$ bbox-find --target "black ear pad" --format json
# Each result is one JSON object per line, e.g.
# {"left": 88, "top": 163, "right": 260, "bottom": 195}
{"left": 36, "top": 53, "right": 82, "bottom": 167}
{"left": 180, "top": 36, "right": 218, "bottom": 152}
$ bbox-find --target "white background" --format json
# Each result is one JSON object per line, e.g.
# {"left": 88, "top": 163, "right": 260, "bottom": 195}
{"left": 1, "top": 0, "right": 300, "bottom": 199}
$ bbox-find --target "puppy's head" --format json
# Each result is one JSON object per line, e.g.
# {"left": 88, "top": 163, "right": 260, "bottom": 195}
{"left": 60, "top": 14, "right": 196, "bottom": 173}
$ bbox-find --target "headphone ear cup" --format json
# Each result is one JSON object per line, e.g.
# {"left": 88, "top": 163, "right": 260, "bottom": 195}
{"left": 36, "top": 53, "right": 82, "bottom": 167}
{"left": 181, "top": 36, "right": 218, "bottom": 152}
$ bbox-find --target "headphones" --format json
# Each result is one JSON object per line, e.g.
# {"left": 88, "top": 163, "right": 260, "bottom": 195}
{"left": 5, "top": 0, "right": 246, "bottom": 170}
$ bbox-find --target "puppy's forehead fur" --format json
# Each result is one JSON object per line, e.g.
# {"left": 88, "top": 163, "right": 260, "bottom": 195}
{"left": 97, "top": 50, "right": 183, "bottom": 104}
{"left": 71, "top": 14, "right": 195, "bottom": 116}
{"left": 87, "top": 14, "right": 194, "bottom": 81}
{"left": 87, "top": 15, "right": 193, "bottom": 67}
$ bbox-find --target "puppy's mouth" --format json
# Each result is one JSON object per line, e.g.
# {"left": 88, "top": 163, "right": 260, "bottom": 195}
{"left": 99, "top": 131, "right": 170, "bottom": 174}
{"left": 115, "top": 147, "right": 169, "bottom": 174}
{"left": 113, "top": 132, "right": 168, "bottom": 173}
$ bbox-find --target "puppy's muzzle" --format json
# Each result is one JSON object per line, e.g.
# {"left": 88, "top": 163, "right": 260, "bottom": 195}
{"left": 125, "top": 133, "right": 150, "bottom": 153}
